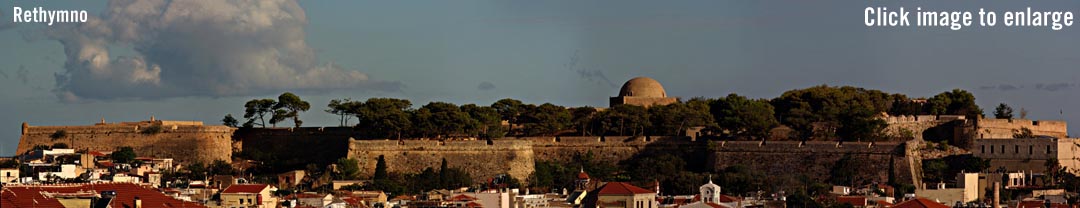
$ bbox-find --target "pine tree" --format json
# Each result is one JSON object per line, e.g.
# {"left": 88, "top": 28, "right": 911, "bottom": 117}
{"left": 374, "top": 155, "right": 388, "bottom": 180}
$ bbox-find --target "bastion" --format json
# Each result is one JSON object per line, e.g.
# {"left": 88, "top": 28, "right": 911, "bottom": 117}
{"left": 16, "top": 119, "right": 235, "bottom": 164}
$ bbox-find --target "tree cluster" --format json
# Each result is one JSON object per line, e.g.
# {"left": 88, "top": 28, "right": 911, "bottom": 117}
{"left": 225, "top": 87, "right": 983, "bottom": 141}
{"left": 362, "top": 156, "right": 474, "bottom": 196}
{"left": 227, "top": 92, "right": 311, "bottom": 128}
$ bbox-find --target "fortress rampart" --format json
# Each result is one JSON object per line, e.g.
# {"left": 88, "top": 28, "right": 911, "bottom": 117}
{"left": 711, "top": 141, "right": 910, "bottom": 189}
{"left": 16, "top": 121, "right": 234, "bottom": 164}
{"left": 348, "top": 139, "right": 536, "bottom": 182}
{"left": 346, "top": 136, "right": 911, "bottom": 187}
{"left": 16, "top": 123, "right": 915, "bottom": 187}
{"left": 976, "top": 118, "right": 1068, "bottom": 139}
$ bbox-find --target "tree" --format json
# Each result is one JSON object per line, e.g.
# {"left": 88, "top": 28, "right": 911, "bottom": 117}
{"left": 592, "top": 105, "right": 650, "bottom": 136}
{"left": 520, "top": 103, "right": 572, "bottom": 136}
{"left": 922, "top": 160, "right": 948, "bottom": 182}
{"left": 994, "top": 103, "right": 1014, "bottom": 119}
{"left": 335, "top": 158, "right": 361, "bottom": 180}
{"left": 269, "top": 109, "right": 290, "bottom": 128}
{"left": 492, "top": 99, "right": 524, "bottom": 134}
{"left": 649, "top": 102, "right": 714, "bottom": 136}
{"left": 461, "top": 104, "right": 504, "bottom": 138}
{"left": 374, "top": 155, "right": 388, "bottom": 180}
{"left": 111, "top": 146, "right": 137, "bottom": 164}
{"left": 711, "top": 94, "right": 777, "bottom": 139}
{"left": 243, "top": 99, "right": 277, "bottom": 127}
{"left": 570, "top": 107, "right": 598, "bottom": 136}
{"left": 772, "top": 85, "right": 895, "bottom": 140}
{"left": 209, "top": 160, "right": 235, "bottom": 176}
{"left": 355, "top": 98, "right": 413, "bottom": 139}
{"left": 326, "top": 99, "right": 358, "bottom": 126}
{"left": 222, "top": 114, "right": 239, "bottom": 127}
{"left": 274, "top": 92, "right": 311, "bottom": 128}
{"left": 836, "top": 104, "right": 887, "bottom": 142}
{"left": 439, "top": 158, "right": 449, "bottom": 188}
{"left": 1013, "top": 127, "right": 1035, "bottom": 138}
{"left": 185, "top": 162, "right": 208, "bottom": 179}
{"left": 414, "top": 102, "right": 472, "bottom": 138}
{"left": 926, "top": 89, "right": 983, "bottom": 117}
{"left": 786, "top": 192, "right": 824, "bottom": 208}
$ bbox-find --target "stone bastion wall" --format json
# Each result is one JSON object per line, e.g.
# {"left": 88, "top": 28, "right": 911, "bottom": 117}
{"left": 16, "top": 124, "right": 914, "bottom": 187}
{"left": 346, "top": 136, "right": 910, "bottom": 186}
{"left": 347, "top": 136, "right": 708, "bottom": 183}
{"left": 16, "top": 122, "right": 234, "bottom": 164}
{"left": 711, "top": 141, "right": 910, "bottom": 189}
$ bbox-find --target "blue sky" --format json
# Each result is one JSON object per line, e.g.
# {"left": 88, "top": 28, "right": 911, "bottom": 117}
{"left": 2, "top": 0, "right": 1080, "bottom": 156}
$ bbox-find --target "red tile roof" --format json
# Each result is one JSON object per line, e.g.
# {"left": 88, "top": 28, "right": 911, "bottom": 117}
{"left": 717, "top": 195, "right": 741, "bottom": 203}
{"left": 88, "top": 151, "right": 106, "bottom": 157}
{"left": 450, "top": 194, "right": 479, "bottom": 201}
{"left": 836, "top": 196, "right": 867, "bottom": 206}
{"left": 597, "top": 182, "right": 654, "bottom": 195}
{"left": 875, "top": 200, "right": 894, "bottom": 207}
{"left": 704, "top": 202, "right": 732, "bottom": 208}
{"left": 221, "top": 184, "right": 269, "bottom": 194}
{"left": 1017, "top": 200, "right": 1070, "bottom": 208}
{"left": 0, "top": 182, "right": 205, "bottom": 208}
{"left": 892, "top": 198, "right": 949, "bottom": 208}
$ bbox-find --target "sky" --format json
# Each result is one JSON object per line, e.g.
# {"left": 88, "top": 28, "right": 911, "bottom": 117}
{"left": 2, "top": 0, "right": 1080, "bottom": 156}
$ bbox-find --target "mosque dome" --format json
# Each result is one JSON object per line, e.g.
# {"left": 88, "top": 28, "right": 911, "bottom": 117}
{"left": 618, "top": 77, "right": 667, "bottom": 98}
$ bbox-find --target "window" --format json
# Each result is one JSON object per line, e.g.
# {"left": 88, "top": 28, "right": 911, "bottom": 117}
{"left": 1001, "top": 145, "right": 1005, "bottom": 154}
{"left": 1048, "top": 145, "right": 1053, "bottom": 154}
{"left": 982, "top": 145, "right": 985, "bottom": 153}
{"left": 1015, "top": 145, "right": 1019, "bottom": 154}
{"left": 990, "top": 145, "right": 994, "bottom": 154}
{"left": 1030, "top": 145, "right": 1034, "bottom": 154}
{"left": 239, "top": 199, "right": 244, "bottom": 204}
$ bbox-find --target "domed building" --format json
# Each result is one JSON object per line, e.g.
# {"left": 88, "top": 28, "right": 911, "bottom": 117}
{"left": 610, "top": 77, "right": 678, "bottom": 107}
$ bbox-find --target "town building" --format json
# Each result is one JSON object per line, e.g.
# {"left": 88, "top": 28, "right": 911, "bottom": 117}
{"left": 218, "top": 184, "right": 278, "bottom": 208}
{"left": 972, "top": 137, "right": 1080, "bottom": 174}
{"left": 583, "top": 182, "right": 658, "bottom": 208}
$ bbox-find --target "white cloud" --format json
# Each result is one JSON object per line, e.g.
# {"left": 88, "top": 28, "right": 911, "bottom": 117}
{"left": 47, "top": 0, "right": 401, "bottom": 102}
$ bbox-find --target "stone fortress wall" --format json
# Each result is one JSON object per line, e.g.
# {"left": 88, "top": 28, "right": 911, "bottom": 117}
{"left": 711, "top": 141, "right": 911, "bottom": 190}
{"left": 976, "top": 118, "right": 1067, "bottom": 139}
{"left": 346, "top": 136, "right": 911, "bottom": 186}
{"left": 882, "top": 115, "right": 967, "bottom": 141}
{"left": 14, "top": 121, "right": 914, "bottom": 186}
{"left": 16, "top": 120, "right": 235, "bottom": 164}
{"left": 18, "top": 114, "right": 1061, "bottom": 187}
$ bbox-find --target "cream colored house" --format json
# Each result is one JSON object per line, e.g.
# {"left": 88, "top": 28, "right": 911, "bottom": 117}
{"left": 218, "top": 184, "right": 277, "bottom": 208}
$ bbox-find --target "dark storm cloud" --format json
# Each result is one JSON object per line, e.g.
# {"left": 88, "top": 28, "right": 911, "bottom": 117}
{"left": 1035, "top": 83, "right": 1074, "bottom": 92}
{"left": 478, "top": 81, "right": 496, "bottom": 90}
{"left": 44, "top": 0, "right": 401, "bottom": 102}
{"left": 978, "top": 84, "right": 1021, "bottom": 91}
